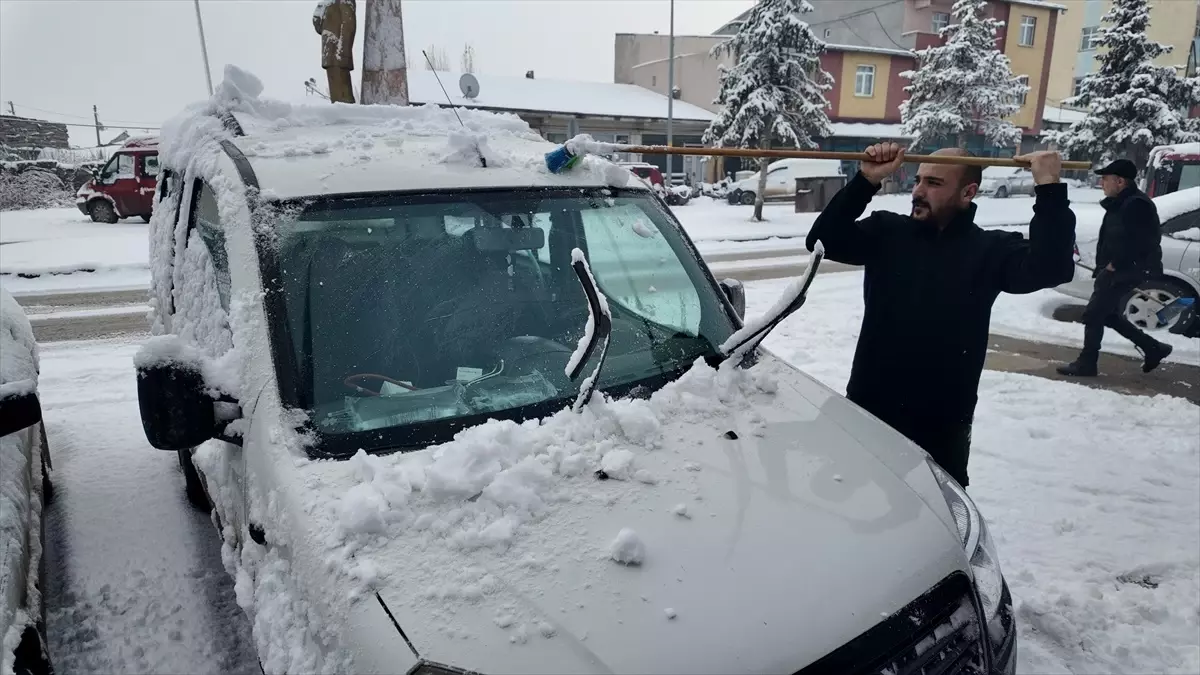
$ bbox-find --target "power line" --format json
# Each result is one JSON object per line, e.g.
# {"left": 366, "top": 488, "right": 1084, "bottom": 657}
{"left": 6, "top": 102, "right": 159, "bottom": 128}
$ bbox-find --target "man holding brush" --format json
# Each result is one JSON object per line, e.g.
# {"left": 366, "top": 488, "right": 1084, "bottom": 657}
{"left": 805, "top": 143, "right": 1075, "bottom": 488}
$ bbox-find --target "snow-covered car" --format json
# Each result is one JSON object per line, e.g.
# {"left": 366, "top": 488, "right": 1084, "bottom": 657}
{"left": 1, "top": 288, "right": 54, "bottom": 675}
{"left": 977, "top": 167, "right": 1036, "bottom": 199}
{"left": 134, "top": 67, "right": 1017, "bottom": 675}
{"left": 1055, "top": 186, "right": 1200, "bottom": 336}
{"left": 726, "top": 158, "right": 844, "bottom": 205}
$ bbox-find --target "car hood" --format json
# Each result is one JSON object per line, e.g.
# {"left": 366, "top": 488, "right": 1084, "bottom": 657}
{"left": 371, "top": 359, "right": 967, "bottom": 674}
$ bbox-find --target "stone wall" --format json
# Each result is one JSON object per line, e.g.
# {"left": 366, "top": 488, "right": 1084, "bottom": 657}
{"left": 0, "top": 115, "right": 70, "bottom": 151}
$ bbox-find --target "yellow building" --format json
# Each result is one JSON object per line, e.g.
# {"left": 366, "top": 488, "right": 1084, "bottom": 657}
{"left": 1046, "top": 0, "right": 1200, "bottom": 111}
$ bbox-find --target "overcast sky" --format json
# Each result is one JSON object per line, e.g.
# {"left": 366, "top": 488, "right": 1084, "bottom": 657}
{"left": 0, "top": 0, "right": 751, "bottom": 147}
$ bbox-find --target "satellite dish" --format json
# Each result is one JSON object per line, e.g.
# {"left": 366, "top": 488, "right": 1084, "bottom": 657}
{"left": 459, "top": 73, "right": 480, "bottom": 100}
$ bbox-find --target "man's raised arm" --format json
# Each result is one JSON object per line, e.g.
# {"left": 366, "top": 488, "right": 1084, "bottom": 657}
{"left": 997, "top": 151, "right": 1077, "bottom": 294}
{"left": 805, "top": 142, "right": 903, "bottom": 266}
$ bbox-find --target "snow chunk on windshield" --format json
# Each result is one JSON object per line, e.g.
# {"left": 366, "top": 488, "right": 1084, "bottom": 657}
{"left": 609, "top": 528, "right": 645, "bottom": 565}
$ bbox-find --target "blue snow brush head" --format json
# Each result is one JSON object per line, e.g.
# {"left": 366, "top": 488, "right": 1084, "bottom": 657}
{"left": 545, "top": 145, "right": 582, "bottom": 174}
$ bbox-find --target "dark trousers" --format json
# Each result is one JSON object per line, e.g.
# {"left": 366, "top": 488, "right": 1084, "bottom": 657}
{"left": 852, "top": 397, "right": 973, "bottom": 487}
{"left": 1081, "top": 271, "right": 1160, "bottom": 360}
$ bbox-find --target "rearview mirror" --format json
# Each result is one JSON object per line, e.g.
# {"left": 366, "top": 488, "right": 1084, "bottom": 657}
{"left": 0, "top": 391, "right": 42, "bottom": 437}
{"left": 720, "top": 278, "right": 746, "bottom": 319}
{"left": 471, "top": 227, "right": 545, "bottom": 252}
{"left": 136, "top": 361, "right": 216, "bottom": 451}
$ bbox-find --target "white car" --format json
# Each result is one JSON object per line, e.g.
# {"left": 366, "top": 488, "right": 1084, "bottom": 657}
{"left": 134, "top": 67, "right": 1016, "bottom": 675}
{"left": 977, "top": 167, "right": 1036, "bottom": 199}
{"left": 726, "top": 158, "right": 844, "bottom": 205}
{"left": 1056, "top": 186, "right": 1200, "bottom": 336}
{"left": 1, "top": 288, "right": 54, "bottom": 675}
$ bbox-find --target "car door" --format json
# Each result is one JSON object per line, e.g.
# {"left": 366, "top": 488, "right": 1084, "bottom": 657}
{"left": 1161, "top": 211, "right": 1200, "bottom": 284}
{"left": 100, "top": 152, "right": 141, "bottom": 216}
{"left": 133, "top": 152, "right": 160, "bottom": 217}
{"left": 763, "top": 167, "right": 791, "bottom": 198}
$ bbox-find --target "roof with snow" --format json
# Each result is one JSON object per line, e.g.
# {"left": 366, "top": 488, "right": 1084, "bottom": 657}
{"left": 407, "top": 70, "right": 715, "bottom": 123}
{"left": 1043, "top": 104, "right": 1087, "bottom": 125}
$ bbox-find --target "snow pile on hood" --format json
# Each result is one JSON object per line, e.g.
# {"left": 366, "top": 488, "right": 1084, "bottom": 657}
{"left": 327, "top": 357, "right": 778, "bottom": 594}
{"left": 0, "top": 288, "right": 38, "bottom": 399}
{"left": 1153, "top": 186, "right": 1200, "bottom": 223}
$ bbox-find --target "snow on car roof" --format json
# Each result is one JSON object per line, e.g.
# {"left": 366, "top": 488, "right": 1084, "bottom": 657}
{"left": 1151, "top": 142, "right": 1200, "bottom": 167}
{"left": 0, "top": 288, "right": 38, "bottom": 399}
{"left": 161, "top": 66, "right": 650, "bottom": 201}
{"left": 1154, "top": 186, "right": 1200, "bottom": 223}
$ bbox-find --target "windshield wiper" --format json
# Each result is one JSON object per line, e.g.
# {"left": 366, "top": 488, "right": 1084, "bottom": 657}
{"left": 717, "top": 242, "right": 826, "bottom": 365}
{"left": 564, "top": 248, "right": 613, "bottom": 413}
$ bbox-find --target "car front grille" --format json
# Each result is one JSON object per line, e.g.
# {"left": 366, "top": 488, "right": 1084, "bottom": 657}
{"left": 797, "top": 572, "right": 987, "bottom": 675}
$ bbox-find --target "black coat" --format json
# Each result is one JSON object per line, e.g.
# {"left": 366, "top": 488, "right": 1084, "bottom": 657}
{"left": 805, "top": 173, "right": 1076, "bottom": 425}
{"left": 1095, "top": 185, "right": 1163, "bottom": 278}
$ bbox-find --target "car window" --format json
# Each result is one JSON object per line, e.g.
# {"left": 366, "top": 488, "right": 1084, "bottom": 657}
{"left": 194, "top": 182, "right": 232, "bottom": 311}
{"left": 1163, "top": 211, "right": 1200, "bottom": 237}
{"left": 103, "top": 153, "right": 134, "bottom": 180}
{"left": 142, "top": 154, "right": 160, "bottom": 178}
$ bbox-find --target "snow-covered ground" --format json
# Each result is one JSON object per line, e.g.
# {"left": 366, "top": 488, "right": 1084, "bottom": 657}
{"left": 28, "top": 270, "right": 1198, "bottom": 674}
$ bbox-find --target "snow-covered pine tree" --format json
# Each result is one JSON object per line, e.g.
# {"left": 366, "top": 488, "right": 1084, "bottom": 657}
{"left": 1050, "top": 0, "right": 1200, "bottom": 174}
{"left": 702, "top": 0, "right": 833, "bottom": 221}
{"left": 899, "top": 0, "right": 1027, "bottom": 149}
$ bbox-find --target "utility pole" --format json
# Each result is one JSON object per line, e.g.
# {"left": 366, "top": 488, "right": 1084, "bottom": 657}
{"left": 194, "top": 0, "right": 214, "bottom": 96}
{"left": 666, "top": 0, "right": 675, "bottom": 187}
{"left": 5, "top": 101, "right": 13, "bottom": 115}
{"left": 93, "top": 105, "right": 103, "bottom": 147}
{"left": 362, "top": 0, "right": 410, "bottom": 105}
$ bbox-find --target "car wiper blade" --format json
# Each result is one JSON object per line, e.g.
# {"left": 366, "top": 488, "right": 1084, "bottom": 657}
{"left": 564, "top": 248, "right": 613, "bottom": 413}
{"left": 718, "top": 242, "right": 825, "bottom": 365}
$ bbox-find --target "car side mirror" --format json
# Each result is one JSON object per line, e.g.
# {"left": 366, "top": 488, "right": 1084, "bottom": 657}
{"left": 136, "top": 361, "right": 217, "bottom": 451}
{"left": 0, "top": 391, "right": 42, "bottom": 437}
{"left": 720, "top": 278, "right": 746, "bottom": 319}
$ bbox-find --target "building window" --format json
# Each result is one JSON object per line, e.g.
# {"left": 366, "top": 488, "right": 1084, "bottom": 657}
{"left": 1019, "top": 16, "right": 1037, "bottom": 46}
{"left": 854, "top": 65, "right": 876, "bottom": 97}
{"left": 1072, "top": 76, "right": 1086, "bottom": 98}
{"left": 1079, "top": 26, "right": 1100, "bottom": 51}
{"left": 652, "top": 75, "right": 657, "bottom": 86}
{"left": 1013, "top": 75, "right": 1029, "bottom": 105}
{"left": 824, "top": 28, "right": 832, "bottom": 38}
{"left": 932, "top": 12, "right": 950, "bottom": 33}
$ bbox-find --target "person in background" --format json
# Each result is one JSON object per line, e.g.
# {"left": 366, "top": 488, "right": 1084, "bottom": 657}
{"left": 1057, "top": 159, "right": 1173, "bottom": 377}
{"left": 805, "top": 143, "right": 1075, "bottom": 488}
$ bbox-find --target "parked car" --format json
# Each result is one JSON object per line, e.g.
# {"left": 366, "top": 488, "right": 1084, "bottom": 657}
{"left": 134, "top": 68, "right": 1016, "bottom": 675}
{"left": 977, "top": 167, "right": 1036, "bottom": 199}
{"left": 617, "top": 162, "right": 664, "bottom": 187}
{"left": 75, "top": 136, "right": 159, "bottom": 224}
{"left": 1056, "top": 186, "right": 1200, "bottom": 337}
{"left": 726, "top": 158, "right": 843, "bottom": 205}
{"left": 1144, "top": 142, "right": 1200, "bottom": 198}
{"left": 1, "top": 288, "right": 54, "bottom": 675}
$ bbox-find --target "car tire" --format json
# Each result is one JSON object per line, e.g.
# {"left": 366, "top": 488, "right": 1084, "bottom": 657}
{"left": 139, "top": 214, "right": 151, "bottom": 223}
{"left": 995, "top": 186, "right": 1008, "bottom": 199}
{"left": 178, "top": 448, "right": 211, "bottom": 511}
{"left": 1121, "top": 277, "right": 1197, "bottom": 332}
{"left": 739, "top": 191, "right": 756, "bottom": 205}
{"left": 88, "top": 199, "right": 118, "bottom": 224}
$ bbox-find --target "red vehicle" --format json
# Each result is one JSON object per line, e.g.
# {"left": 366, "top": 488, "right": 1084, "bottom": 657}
{"left": 1144, "top": 142, "right": 1200, "bottom": 197}
{"left": 619, "top": 162, "right": 664, "bottom": 187}
{"left": 76, "top": 137, "right": 160, "bottom": 223}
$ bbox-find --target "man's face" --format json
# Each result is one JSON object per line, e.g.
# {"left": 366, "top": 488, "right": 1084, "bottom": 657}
{"left": 1100, "top": 174, "right": 1125, "bottom": 197}
{"left": 911, "top": 163, "right": 977, "bottom": 223}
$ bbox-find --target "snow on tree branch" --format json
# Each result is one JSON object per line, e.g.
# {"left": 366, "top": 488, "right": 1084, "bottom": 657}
{"left": 899, "top": 0, "right": 1027, "bottom": 148}
{"left": 1048, "top": 0, "right": 1200, "bottom": 173}
{"left": 702, "top": 0, "right": 834, "bottom": 152}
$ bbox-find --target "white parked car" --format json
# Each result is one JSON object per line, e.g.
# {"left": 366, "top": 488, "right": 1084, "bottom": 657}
{"left": 977, "top": 167, "right": 1036, "bottom": 199}
{"left": 726, "top": 158, "right": 844, "bottom": 205}
{"left": 135, "top": 67, "right": 1016, "bottom": 675}
{"left": 1056, "top": 186, "right": 1200, "bottom": 336}
{"left": 1, "top": 288, "right": 54, "bottom": 675}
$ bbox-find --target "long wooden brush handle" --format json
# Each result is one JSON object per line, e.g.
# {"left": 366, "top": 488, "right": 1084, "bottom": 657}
{"left": 615, "top": 144, "right": 1093, "bottom": 171}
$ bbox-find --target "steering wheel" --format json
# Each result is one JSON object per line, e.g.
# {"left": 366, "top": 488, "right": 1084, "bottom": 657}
{"left": 343, "top": 373, "right": 418, "bottom": 396}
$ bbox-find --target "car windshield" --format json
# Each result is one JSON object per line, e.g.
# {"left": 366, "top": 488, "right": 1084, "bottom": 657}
{"left": 266, "top": 187, "right": 737, "bottom": 455}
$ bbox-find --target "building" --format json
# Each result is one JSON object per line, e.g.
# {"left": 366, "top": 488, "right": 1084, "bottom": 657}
{"left": 616, "top": 0, "right": 1066, "bottom": 174}
{"left": 403, "top": 69, "right": 715, "bottom": 181}
{"left": 1045, "top": 0, "right": 1200, "bottom": 113}
{"left": 0, "top": 114, "right": 69, "bottom": 159}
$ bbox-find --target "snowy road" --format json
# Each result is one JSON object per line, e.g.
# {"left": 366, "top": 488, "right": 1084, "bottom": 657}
{"left": 38, "top": 338, "right": 259, "bottom": 674}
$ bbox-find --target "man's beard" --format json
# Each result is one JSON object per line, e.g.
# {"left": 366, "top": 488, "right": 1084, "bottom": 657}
{"left": 911, "top": 197, "right": 932, "bottom": 220}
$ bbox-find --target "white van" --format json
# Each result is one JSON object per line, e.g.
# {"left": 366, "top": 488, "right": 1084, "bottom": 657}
{"left": 726, "top": 158, "right": 844, "bottom": 205}
{"left": 135, "top": 67, "right": 1016, "bottom": 675}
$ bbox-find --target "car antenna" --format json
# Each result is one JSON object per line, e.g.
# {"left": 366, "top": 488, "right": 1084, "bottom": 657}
{"left": 422, "top": 49, "right": 487, "bottom": 168}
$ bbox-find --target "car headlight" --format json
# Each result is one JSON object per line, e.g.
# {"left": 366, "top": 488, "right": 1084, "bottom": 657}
{"left": 926, "top": 458, "right": 1005, "bottom": 623}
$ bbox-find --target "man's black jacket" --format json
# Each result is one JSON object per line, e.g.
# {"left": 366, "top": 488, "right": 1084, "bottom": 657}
{"left": 805, "top": 172, "right": 1076, "bottom": 425}
{"left": 1095, "top": 185, "right": 1163, "bottom": 278}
